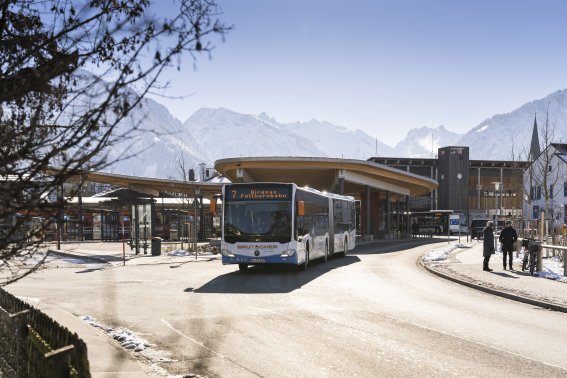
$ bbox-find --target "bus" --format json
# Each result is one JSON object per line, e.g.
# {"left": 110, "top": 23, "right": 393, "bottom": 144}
{"left": 220, "top": 183, "right": 356, "bottom": 271}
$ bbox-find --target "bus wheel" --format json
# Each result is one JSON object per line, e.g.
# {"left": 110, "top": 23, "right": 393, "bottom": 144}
{"left": 238, "top": 264, "right": 248, "bottom": 271}
{"left": 323, "top": 242, "right": 328, "bottom": 263}
{"left": 299, "top": 248, "right": 309, "bottom": 271}
{"left": 341, "top": 238, "right": 348, "bottom": 258}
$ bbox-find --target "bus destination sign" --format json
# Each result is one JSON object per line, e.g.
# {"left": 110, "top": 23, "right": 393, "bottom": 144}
{"left": 227, "top": 186, "right": 291, "bottom": 201}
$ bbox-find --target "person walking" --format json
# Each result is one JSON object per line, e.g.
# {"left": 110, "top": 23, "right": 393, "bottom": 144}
{"left": 482, "top": 221, "right": 495, "bottom": 271}
{"left": 411, "top": 221, "right": 419, "bottom": 237}
{"left": 499, "top": 220, "right": 518, "bottom": 270}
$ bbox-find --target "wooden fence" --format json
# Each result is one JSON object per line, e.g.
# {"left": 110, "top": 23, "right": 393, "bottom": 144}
{"left": 0, "top": 288, "right": 90, "bottom": 377}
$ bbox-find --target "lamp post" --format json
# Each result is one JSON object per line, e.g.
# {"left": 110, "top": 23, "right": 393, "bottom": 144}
{"left": 492, "top": 182, "right": 503, "bottom": 221}
{"left": 194, "top": 187, "right": 200, "bottom": 258}
{"left": 499, "top": 182, "right": 504, "bottom": 217}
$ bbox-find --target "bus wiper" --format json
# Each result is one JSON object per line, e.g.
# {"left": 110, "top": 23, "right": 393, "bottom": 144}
{"left": 225, "top": 223, "right": 241, "bottom": 235}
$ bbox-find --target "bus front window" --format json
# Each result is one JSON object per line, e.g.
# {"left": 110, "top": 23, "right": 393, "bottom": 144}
{"left": 224, "top": 201, "right": 292, "bottom": 243}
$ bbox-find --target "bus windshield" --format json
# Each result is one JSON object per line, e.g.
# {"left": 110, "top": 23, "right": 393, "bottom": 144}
{"left": 224, "top": 201, "right": 292, "bottom": 243}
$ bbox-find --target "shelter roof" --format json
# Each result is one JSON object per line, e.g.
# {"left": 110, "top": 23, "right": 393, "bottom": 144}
{"left": 45, "top": 167, "right": 222, "bottom": 198}
{"left": 214, "top": 157, "right": 437, "bottom": 197}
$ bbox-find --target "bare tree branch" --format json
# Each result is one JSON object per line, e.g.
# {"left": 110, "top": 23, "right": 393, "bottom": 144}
{"left": 0, "top": 0, "right": 231, "bottom": 285}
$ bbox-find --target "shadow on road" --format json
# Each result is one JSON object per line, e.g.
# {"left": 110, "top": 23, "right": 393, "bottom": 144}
{"left": 490, "top": 271, "right": 519, "bottom": 279}
{"left": 193, "top": 255, "right": 361, "bottom": 294}
{"left": 353, "top": 238, "right": 450, "bottom": 255}
{"left": 75, "top": 267, "right": 106, "bottom": 274}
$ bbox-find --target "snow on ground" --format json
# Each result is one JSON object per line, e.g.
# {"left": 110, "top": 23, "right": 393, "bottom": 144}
{"left": 81, "top": 315, "right": 151, "bottom": 352}
{"left": 537, "top": 255, "right": 567, "bottom": 282}
{"left": 422, "top": 243, "right": 566, "bottom": 282}
{"left": 421, "top": 243, "right": 464, "bottom": 262}
{"left": 166, "top": 248, "right": 215, "bottom": 257}
{"left": 81, "top": 315, "right": 189, "bottom": 377}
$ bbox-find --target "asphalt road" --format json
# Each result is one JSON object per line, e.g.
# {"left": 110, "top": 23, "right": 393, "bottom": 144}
{"left": 5, "top": 241, "right": 567, "bottom": 377}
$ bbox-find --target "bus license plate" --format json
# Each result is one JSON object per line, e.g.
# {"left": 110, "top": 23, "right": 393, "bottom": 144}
{"left": 249, "top": 258, "right": 265, "bottom": 263}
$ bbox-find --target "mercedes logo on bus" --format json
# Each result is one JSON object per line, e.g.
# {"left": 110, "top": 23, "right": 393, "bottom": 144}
{"left": 254, "top": 250, "right": 260, "bottom": 256}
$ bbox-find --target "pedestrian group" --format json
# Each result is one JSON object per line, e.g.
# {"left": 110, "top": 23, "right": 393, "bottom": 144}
{"left": 482, "top": 219, "right": 518, "bottom": 272}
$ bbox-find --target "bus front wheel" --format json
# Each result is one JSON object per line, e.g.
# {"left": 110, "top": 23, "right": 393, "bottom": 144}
{"left": 238, "top": 263, "right": 248, "bottom": 271}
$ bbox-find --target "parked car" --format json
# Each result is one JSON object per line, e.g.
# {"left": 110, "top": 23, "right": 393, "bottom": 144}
{"left": 470, "top": 219, "right": 488, "bottom": 239}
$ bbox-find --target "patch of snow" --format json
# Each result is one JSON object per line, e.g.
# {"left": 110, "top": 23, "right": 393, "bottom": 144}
{"left": 81, "top": 315, "right": 151, "bottom": 352}
{"left": 476, "top": 125, "right": 488, "bottom": 132}
{"left": 421, "top": 243, "right": 463, "bottom": 262}
{"left": 518, "top": 253, "right": 567, "bottom": 283}
{"left": 167, "top": 249, "right": 191, "bottom": 257}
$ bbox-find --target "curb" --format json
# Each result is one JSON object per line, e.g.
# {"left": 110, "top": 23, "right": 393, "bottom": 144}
{"left": 47, "top": 250, "right": 110, "bottom": 265}
{"left": 418, "top": 258, "right": 567, "bottom": 314}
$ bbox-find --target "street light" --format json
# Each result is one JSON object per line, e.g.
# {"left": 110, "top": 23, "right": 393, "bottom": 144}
{"left": 194, "top": 187, "right": 200, "bottom": 257}
{"left": 492, "top": 182, "right": 503, "bottom": 220}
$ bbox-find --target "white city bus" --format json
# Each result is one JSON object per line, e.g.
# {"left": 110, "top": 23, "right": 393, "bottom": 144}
{"left": 220, "top": 183, "right": 356, "bottom": 271}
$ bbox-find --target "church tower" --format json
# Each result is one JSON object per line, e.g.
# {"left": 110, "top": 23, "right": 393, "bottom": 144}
{"left": 528, "top": 114, "right": 541, "bottom": 161}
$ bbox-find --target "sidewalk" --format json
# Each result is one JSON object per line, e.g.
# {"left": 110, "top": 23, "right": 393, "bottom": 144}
{"left": 41, "top": 241, "right": 219, "bottom": 377}
{"left": 421, "top": 241, "right": 567, "bottom": 313}
{"left": 36, "top": 304, "right": 151, "bottom": 378}
{"left": 45, "top": 241, "right": 220, "bottom": 266}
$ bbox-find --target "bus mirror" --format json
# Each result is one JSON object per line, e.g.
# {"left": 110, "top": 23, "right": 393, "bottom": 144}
{"left": 297, "top": 201, "right": 305, "bottom": 217}
{"left": 210, "top": 197, "right": 217, "bottom": 214}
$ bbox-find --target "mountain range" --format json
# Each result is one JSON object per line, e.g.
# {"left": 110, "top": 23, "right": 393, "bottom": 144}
{"left": 105, "top": 89, "right": 567, "bottom": 179}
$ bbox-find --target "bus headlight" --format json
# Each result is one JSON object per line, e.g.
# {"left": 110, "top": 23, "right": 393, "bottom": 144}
{"left": 280, "top": 249, "right": 296, "bottom": 257}
{"left": 221, "top": 249, "right": 234, "bottom": 257}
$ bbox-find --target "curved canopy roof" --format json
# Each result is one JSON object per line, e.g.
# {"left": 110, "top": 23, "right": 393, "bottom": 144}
{"left": 45, "top": 168, "right": 222, "bottom": 197}
{"left": 215, "top": 157, "right": 437, "bottom": 197}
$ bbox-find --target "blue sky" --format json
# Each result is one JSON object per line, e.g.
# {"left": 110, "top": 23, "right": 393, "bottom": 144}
{"left": 152, "top": 0, "right": 567, "bottom": 146}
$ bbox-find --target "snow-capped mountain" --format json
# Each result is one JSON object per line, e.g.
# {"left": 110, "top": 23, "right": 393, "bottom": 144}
{"left": 103, "top": 88, "right": 567, "bottom": 179}
{"left": 455, "top": 89, "right": 567, "bottom": 160}
{"left": 182, "top": 108, "right": 323, "bottom": 160}
{"left": 260, "top": 114, "right": 398, "bottom": 159}
{"left": 394, "top": 125, "right": 463, "bottom": 158}
{"left": 105, "top": 98, "right": 206, "bottom": 179}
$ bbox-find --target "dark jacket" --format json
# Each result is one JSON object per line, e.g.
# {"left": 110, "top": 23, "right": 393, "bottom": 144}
{"left": 499, "top": 226, "right": 518, "bottom": 251}
{"left": 483, "top": 225, "right": 495, "bottom": 257}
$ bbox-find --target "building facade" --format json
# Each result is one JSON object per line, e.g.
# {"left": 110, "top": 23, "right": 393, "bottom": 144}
{"left": 369, "top": 146, "right": 528, "bottom": 228}
{"left": 523, "top": 143, "right": 567, "bottom": 231}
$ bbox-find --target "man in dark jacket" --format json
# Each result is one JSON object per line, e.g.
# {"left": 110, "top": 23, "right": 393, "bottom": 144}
{"left": 499, "top": 220, "right": 518, "bottom": 270}
{"left": 482, "top": 221, "right": 495, "bottom": 271}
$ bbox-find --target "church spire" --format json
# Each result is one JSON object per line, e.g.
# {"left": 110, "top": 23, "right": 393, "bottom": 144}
{"left": 528, "top": 113, "right": 541, "bottom": 161}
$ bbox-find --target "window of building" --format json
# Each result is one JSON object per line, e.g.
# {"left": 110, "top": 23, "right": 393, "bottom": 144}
{"left": 531, "top": 185, "right": 542, "bottom": 200}
{"left": 564, "top": 182, "right": 567, "bottom": 197}
{"left": 550, "top": 184, "right": 554, "bottom": 198}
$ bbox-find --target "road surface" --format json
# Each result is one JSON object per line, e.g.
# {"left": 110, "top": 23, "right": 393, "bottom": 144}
{"left": 5, "top": 241, "right": 567, "bottom": 377}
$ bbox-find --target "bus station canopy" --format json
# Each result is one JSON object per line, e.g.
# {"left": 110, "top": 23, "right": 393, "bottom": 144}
{"left": 45, "top": 167, "right": 223, "bottom": 198}
{"left": 47, "top": 156, "right": 437, "bottom": 199}
{"left": 214, "top": 157, "right": 438, "bottom": 197}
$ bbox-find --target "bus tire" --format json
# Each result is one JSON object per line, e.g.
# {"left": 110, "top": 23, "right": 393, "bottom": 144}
{"left": 238, "top": 263, "right": 248, "bottom": 271}
{"left": 299, "top": 245, "right": 309, "bottom": 271}
{"left": 341, "top": 237, "right": 348, "bottom": 258}
{"left": 323, "top": 241, "right": 328, "bottom": 263}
